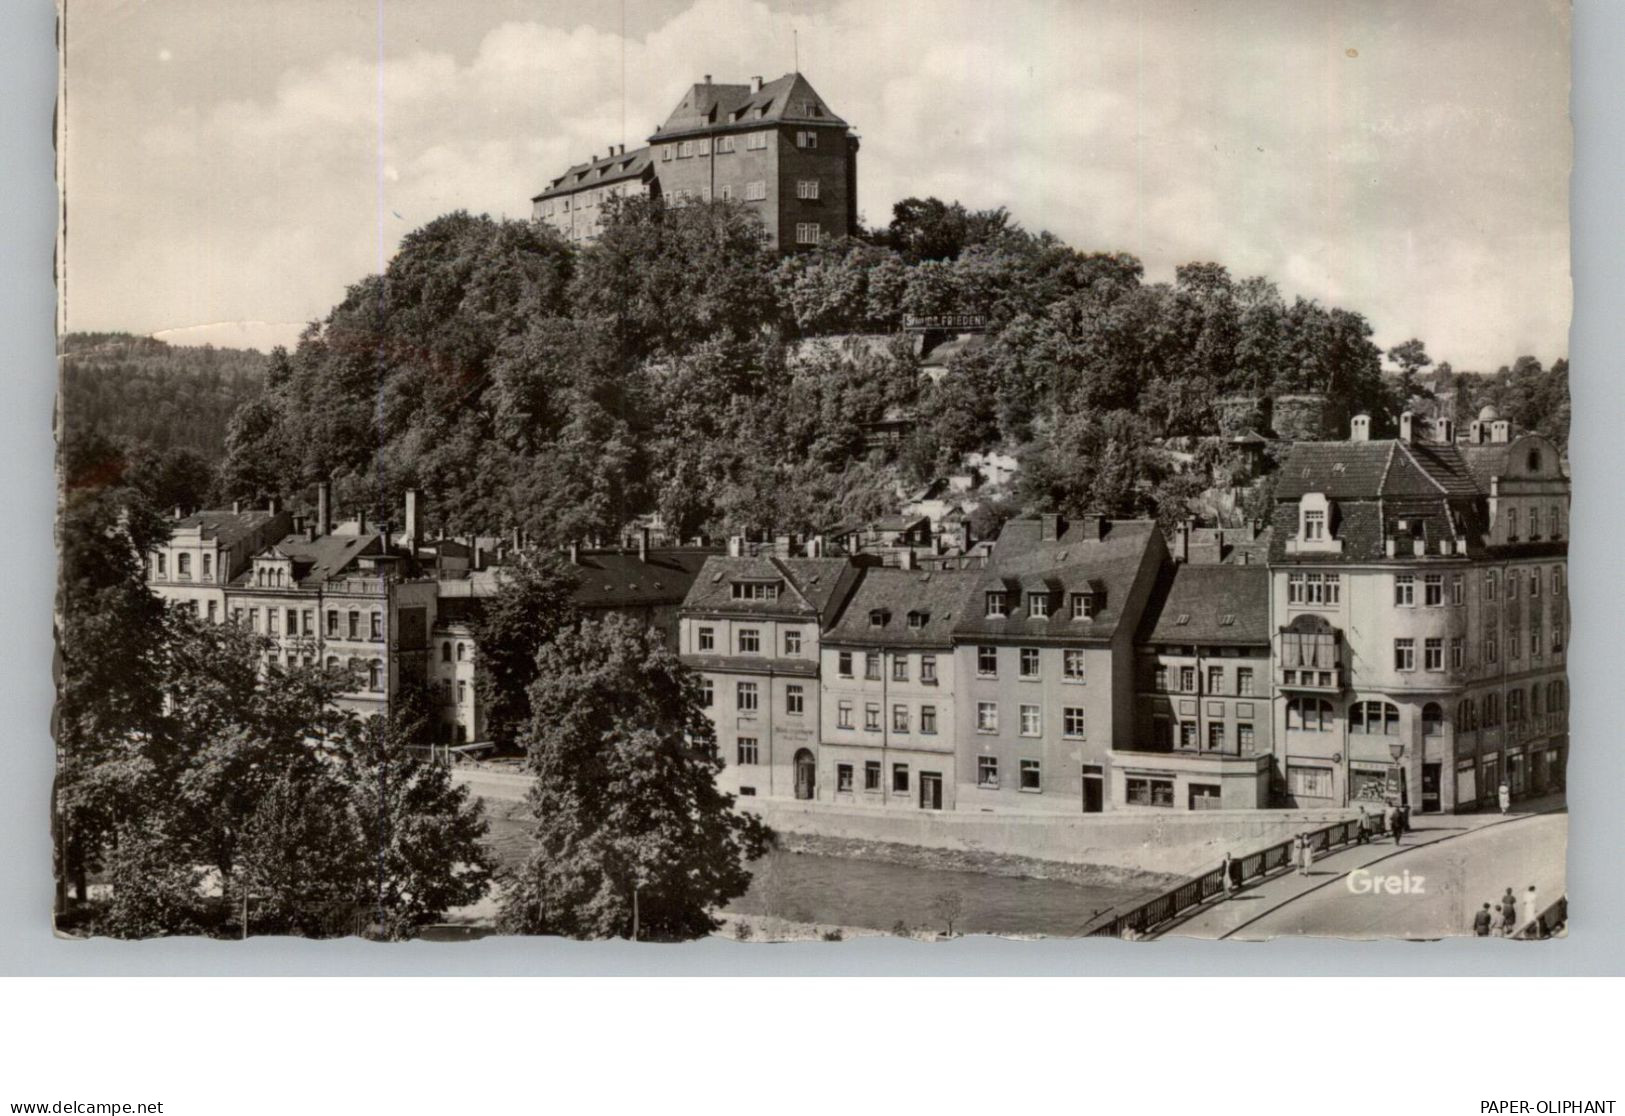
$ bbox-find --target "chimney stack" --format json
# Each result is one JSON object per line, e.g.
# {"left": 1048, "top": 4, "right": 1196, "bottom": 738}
{"left": 728, "top": 536, "right": 745, "bottom": 558}
{"left": 317, "top": 481, "right": 332, "bottom": 537}
{"left": 1399, "top": 412, "right": 1415, "bottom": 444}
{"left": 1081, "top": 512, "right": 1106, "bottom": 540}
{"left": 1491, "top": 420, "right": 1511, "bottom": 444}
{"left": 1434, "top": 417, "right": 1456, "bottom": 445}
{"left": 704, "top": 74, "right": 712, "bottom": 84}
{"left": 1040, "top": 513, "right": 1062, "bottom": 542}
{"left": 404, "top": 489, "right": 423, "bottom": 553}
{"left": 638, "top": 527, "right": 651, "bottom": 562}
{"left": 232, "top": 499, "right": 242, "bottom": 515}
{"left": 1351, "top": 414, "right": 1371, "bottom": 442}
{"left": 1175, "top": 518, "right": 1191, "bottom": 563}
{"left": 267, "top": 496, "right": 280, "bottom": 515}
{"left": 899, "top": 549, "right": 916, "bottom": 571}
{"left": 356, "top": 509, "right": 367, "bottom": 535}
{"left": 751, "top": 75, "right": 764, "bottom": 93}
{"left": 173, "top": 505, "right": 184, "bottom": 520}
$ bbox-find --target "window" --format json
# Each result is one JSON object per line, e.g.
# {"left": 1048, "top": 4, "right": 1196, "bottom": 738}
{"left": 892, "top": 656, "right": 909, "bottom": 682}
{"left": 1485, "top": 618, "right": 1499, "bottom": 664}
{"left": 865, "top": 703, "right": 881, "bottom": 731}
{"left": 796, "top": 179, "right": 820, "bottom": 200}
{"left": 1450, "top": 637, "right": 1465, "bottom": 670}
{"left": 231, "top": 607, "right": 243, "bottom": 625}
{"left": 1424, "top": 574, "right": 1443, "bottom": 606}
{"left": 1020, "top": 760, "right": 1042, "bottom": 792}
{"left": 347, "top": 611, "right": 359, "bottom": 639}
{"left": 1349, "top": 700, "right": 1400, "bottom": 735}
{"left": 677, "top": 140, "right": 693, "bottom": 158}
{"left": 977, "top": 646, "right": 998, "bottom": 677}
{"left": 1394, "top": 638, "right": 1415, "bottom": 671}
{"left": 865, "top": 652, "right": 881, "bottom": 680}
{"left": 864, "top": 762, "right": 881, "bottom": 791}
{"left": 737, "top": 682, "right": 758, "bottom": 712}
{"left": 1238, "top": 722, "right": 1255, "bottom": 754}
{"left": 1071, "top": 592, "right": 1096, "bottom": 619}
{"left": 738, "top": 629, "right": 760, "bottom": 654}
{"left": 1553, "top": 567, "right": 1564, "bottom": 601}
{"left": 267, "top": 609, "right": 280, "bottom": 636}
{"left": 1483, "top": 692, "right": 1501, "bottom": 727}
{"left": 456, "top": 643, "right": 466, "bottom": 662}
{"left": 1529, "top": 569, "right": 1540, "bottom": 598}
{"left": 837, "top": 764, "right": 854, "bottom": 792}
{"left": 796, "top": 130, "right": 818, "bottom": 148}
{"left": 1424, "top": 637, "right": 1443, "bottom": 671}
{"left": 976, "top": 702, "right": 998, "bottom": 732}
{"left": 1027, "top": 592, "right": 1050, "bottom": 619}
{"left": 1064, "top": 649, "right": 1085, "bottom": 680}
{"left": 893, "top": 764, "right": 909, "bottom": 793}
{"left": 661, "top": 145, "right": 673, "bottom": 161}
{"left": 921, "top": 655, "right": 937, "bottom": 683}
{"left": 1551, "top": 505, "right": 1563, "bottom": 539}
{"left": 1507, "top": 507, "right": 1520, "bottom": 542}
{"left": 699, "top": 679, "right": 713, "bottom": 708}
{"left": 1287, "top": 697, "right": 1333, "bottom": 732}
{"left": 907, "top": 611, "right": 926, "bottom": 631}
{"left": 716, "top": 135, "right": 735, "bottom": 153}
{"left": 744, "top": 180, "right": 767, "bottom": 201}
{"left": 786, "top": 684, "right": 804, "bottom": 715}
{"left": 1395, "top": 575, "right": 1415, "bottom": 606}
{"left": 718, "top": 185, "right": 733, "bottom": 200}
{"left": 920, "top": 705, "right": 937, "bottom": 734}
{"left": 1153, "top": 664, "right": 1169, "bottom": 691}
{"left": 795, "top": 222, "right": 822, "bottom": 245}
{"left": 1509, "top": 626, "right": 1521, "bottom": 661}
{"left": 1020, "top": 705, "right": 1041, "bottom": 736}
{"left": 1508, "top": 689, "right": 1525, "bottom": 724}
{"left": 1553, "top": 623, "right": 1564, "bottom": 653}
{"left": 737, "top": 738, "right": 759, "bottom": 765}
{"left": 1529, "top": 507, "right": 1541, "bottom": 540}
{"left": 1457, "top": 698, "right": 1477, "bottom": 730}
{"left": 283, "top": 608, "right": 296, "bottom": 635}
{"left": 784, "top": 630, "right": 802, "bottom": 656}
{"left": 369, "top": 661, "right": 383, "bottom": 692}
{"left": 1207, "top": 723, "right": 1226, "bottom": 752}
{"left": 1287, "top": 765, "right": 1334, "bottom": 799}
{"left": 977, "top": 756, "right": 999, "bottom": 788}
{"left": 206, "top": 601, "right": 217, "bottom": 623}
{"left": 1531, "top": 625, "right": 1542, "bottom": 660}
{"left": 1508, "top": 573, "right": 1519, "bottom": 601}
{"left": 202, "top": 554, "right": 213, "bottom": 580}
{"left": 248, "top": 608, "right": 259, "bottom": 630}
{"left": 984, "top": 591, "right": 1008, "bottom": 618}
{"left": 1452, "top": 575, "right": 1465, "bottom": 606}
{"left": 1179, "top": 722, "right": 1198, "bottom": 749}
{"left": 371, "top": 612, "right": 382, "bottom": 640}
{"left": 1302, "top": 509, "right": 1326, "bottom": 541}
{"left": 1237, "top": 667, "right": 1254, "bottom": 696}
{"left": 698, "top": 627, "right": 715, "bottom": 652}
{"left": 731, "top": 581, "right": 779, "bottom": 601}
{"left": 1207, "top": 666, "right": 1224, "bottom": 695}
{"left": 1421, "top": 702, "right": 1445, "bottom": 738}
{"left": 326, "top": 609, "right": 339, "bottom": 637}
{"left": 892, "top": 704, "right": 909, "bottom": 733}
{"left": 838, "top": 651, "right": 853, "bottom": 677}
{"left": 177, "top": 554, "right": 191, "bottom": 577}
{"left": 837, "top": 700, "right": 853, "bottom": 729}
{"left": 1127, "top": 777, "right": 1175, "bottom": 807}
{"left": 745, "top": 131, "right": 768, "bottom": 151}
{"left": 1485, "top": 571, "right": 1498, "bottom": 601}
{"left": 456, "top": 680, "right": 467, "bottom": 704}
{"left": 1180, "top": 666, "right": 1196, "bottom": 693}
{"left": 1019, "top": 647, "right": 1040, "bottom": 678}
{"left": 1063, "top": 707, "right": 1086, "bottom": 738}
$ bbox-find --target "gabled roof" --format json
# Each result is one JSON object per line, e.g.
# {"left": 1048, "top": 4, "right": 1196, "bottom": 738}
{"left": 953, "top": 518, "right": 1160, "bottom": 641}
{"left": 568, "top": 549, "right": 712, "bottom": 609}
{"left": 234, "top": 533, "right": 380, "bottom": 588}
{"left": 172, "top": 509, "right": 280, "bottom": 548}
{"left": 1140, "top": 564, "right": 1270, "bottom": 646}
{"left": 649, "top": 72, "right": 847, "bottom": 141}
{"left": 823, "top": 567, "right": 981, "bottom": 647}
{"left": 680, "top": 555, "right": 857, "bottom": 619}
{"left": 1275, "top": 439, "right": 1482, "bottom": 501}
{"left": 533, "top": 146, "right": 654, "bottom": 201}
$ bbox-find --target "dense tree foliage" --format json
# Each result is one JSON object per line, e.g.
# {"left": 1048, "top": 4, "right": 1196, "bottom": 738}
{"left": 1432, "top": 356, "right": 1570, "bottom": 451}
{"left": 468, "top": 550, "right": 581, "bottom": 751}
{"left": 499, "top": 615, "right": 771, "bottom": 940}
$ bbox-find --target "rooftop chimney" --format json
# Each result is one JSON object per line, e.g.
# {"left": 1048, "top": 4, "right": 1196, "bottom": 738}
{"left": 356, "top": 509, "right": 367, "bottom": 535}
{"left": 899, "top": 549, "right": 916, "bottom": 571}
{"left": 232, "top": 500, "right": 242, "bottom": 515}
{"left": 751, "top": 75, "right": 764, "bottom": 93}
{"left": 267, "top": 496, "right": 280, "bottom": 515}
{"left": 474, "top": 542, "right": 485, "bottom": 570}
{"left": 404, "top": 489, "right": 423, "bottom": 553}
{"left": 728, "top": 536, "right": 745, "bottom": 558}
{"left": 568, "top": 542, "right": 579, "bottom": 565}
{"left": 1040, "top": 513, "right": 1062, "bottom": 542}
{"left": 1351, "top": 414, "right": 1371, "bottom": 442}
{"left": 1080, "top": 512, "right": 1106, "bottom": 540}
{"left": 1398, "top": 412, "right": 1415, "bottom": 444}
{"left": 173, "top": 505, "right": 184, "bottom": 519}
{"left": 638, "top": 527, "right": 651, "bottom": 562}
{"left": 317, "top": 481, "right": 332, "bottom": 537}
{"left": 704, "top": 74, "right": 712, "bottom": 84}
{"left": 1435, "top": 417, "right": 1456, "bottom": 445}
{"left": 1491, "top": 420, "right": 1511, "bottom": 444}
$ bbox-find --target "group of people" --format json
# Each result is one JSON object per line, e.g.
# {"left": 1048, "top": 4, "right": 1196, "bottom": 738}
{"left": 1474, "top": 886, "right": 1543, "bottom": 938}
{"left": 1353, "top": 801, "right": 1409, "bottom": 845}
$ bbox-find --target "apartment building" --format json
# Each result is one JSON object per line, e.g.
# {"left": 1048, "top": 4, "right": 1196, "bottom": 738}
{"left": 144, "top": 504, "right": 290, "bottom": 622}
{"left": 951, "top": 514, "right": 1167, "bottom": 813}
{"left": 533, "top": 72, "right": 858, "bottom": 250}
{"left": 678, "top": 549, "right": 863, "bottom": 799}
{"left": 1268, "top": 409, "right": 1568, "bottom": 814}
{"left": 818, "top": 565, "right": 981, "bottom": 811}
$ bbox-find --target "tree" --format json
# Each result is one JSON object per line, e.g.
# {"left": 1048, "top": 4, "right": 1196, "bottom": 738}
{"left": 499, "top": 615, "right": 773, "bottom": 940}
{"left": 468, "top": 551, "right": 580, "bottom": 751}
{"left": 930, "top": 890, "right": 964, "bottom": 937}
{"left": 1387, "top": 338, "right": 1435, "bottom": 412}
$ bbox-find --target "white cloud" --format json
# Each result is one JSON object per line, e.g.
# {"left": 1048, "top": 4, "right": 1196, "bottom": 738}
{"left": 64, "top": 0, "right": 1570, "bottom": 370}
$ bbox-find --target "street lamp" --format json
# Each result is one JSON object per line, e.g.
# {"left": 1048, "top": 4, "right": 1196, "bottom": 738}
{"left": 1389, "top": 740, "right": 1406, "bottom": 808}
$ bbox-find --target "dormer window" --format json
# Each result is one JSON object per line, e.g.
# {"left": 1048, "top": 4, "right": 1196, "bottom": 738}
{"left": 1303, "top": 509, "right": 1326, "bottom": 541}
{"left": 868, "top": 609, "right": 890, "bottom": 628}
{"left": 1527, "top": 448, "right": 1542, "bottom": 472}
{"left": 1027, "top": 593, "right": 1050, "bottom": 619}
{"left": 1507, "top": 508, "right": 1519, "bottom": 543}
{"left": 985, "top": 591, "right": 1008, "bottom": 618}
{"left": 907, "top": 611, "right": 927, "bottom": 630}
{"left": 731, "top": 580, "right": 780, "bottom": 601}
{"left": 1070, "top": 592, "right": 1097, "bottom": 620}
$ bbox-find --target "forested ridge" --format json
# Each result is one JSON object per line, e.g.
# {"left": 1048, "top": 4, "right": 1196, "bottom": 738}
{"left": 67, "top": 197, "right": 1570, "bottom": 542}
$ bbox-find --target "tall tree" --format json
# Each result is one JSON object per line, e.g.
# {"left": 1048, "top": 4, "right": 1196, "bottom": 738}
{"left": 468, "top": 551, "right": 580, "bottom": 751}
{"left": 499, "top": 616, "right": 772, "bottom": 940}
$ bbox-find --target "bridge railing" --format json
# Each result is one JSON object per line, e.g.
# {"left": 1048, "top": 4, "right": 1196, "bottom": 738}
{"left": 1081, "top": 813, "right": 1378, "bottom": 939}
{"left": 1513, "top": 895, "right": 1566, "bottom": 940}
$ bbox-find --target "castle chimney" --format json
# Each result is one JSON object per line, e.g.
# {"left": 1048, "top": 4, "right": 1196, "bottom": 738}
{"left": 638, "top": 527, "right": 651, "bottom": 562}
{"left": 1399, "top": 412, "right": 1415, "bottom": 444}
{"left": 406, "top": 490, "right": 425, "bottom": 553}
{"left": 317, "top": 481, "right": 332, "bottom": 536}
{"left": 751, "top": 75, "right": 764, "bottom": 93}
{"left": 1351, "top": 414, "right": 1371, "bottom": 442}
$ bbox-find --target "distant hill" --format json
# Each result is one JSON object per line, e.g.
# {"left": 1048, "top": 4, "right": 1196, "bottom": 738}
{"left": 59, "top": 333, "right": 269, "bottom": 461}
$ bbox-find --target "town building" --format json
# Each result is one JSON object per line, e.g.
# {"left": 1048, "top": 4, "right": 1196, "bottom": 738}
{"left": 818, "top": 565, "right": 982, "bottom": 810}
{"left": 678, "top": 547, "right": 863, "bottom": 800}
{"left": 533, "top": 72, "right": 858, "bottom": 250}
{"left": 951, "top": 514, "right": 1167, "bottom": 813}
{"left": 144, "top": 504, "right": 290, "bottom": 622}
{"left": 1267, "top": 408, "right": 1568, "bottom": 815}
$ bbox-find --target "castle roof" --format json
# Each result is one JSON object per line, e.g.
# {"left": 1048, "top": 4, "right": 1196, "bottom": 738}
{"left": 649, "top": 72, "right": 847, "bottom": 141}
{"left": 533, "top": 145, "right": 654, "bottom": 202}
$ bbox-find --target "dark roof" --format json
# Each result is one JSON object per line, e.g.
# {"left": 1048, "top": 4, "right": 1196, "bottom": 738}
{"left": 1141, "top": 564, "right": 1270, "bottom": 646}
{"left": 1185, "top": 526, "right": 1273, "bottom": 566}
{"left": 533, "top": 145, "right": 654, "bottom": 201}
{"left": 175, "top": 509, "right": 280, "bottom": 548}
{"left": 649, "top": 73, "right": 847, "bottom": 141}
{"left": 823, "top": 567, "right": 981, "bottom": 647}
{"left": 568, "top": 549, "right": 712, "bottom": 609}
{"left": 231, "top": 533, "right": 379, "bottom": 588}
{"left": 952, "top": 518, "right": 1160, "bottom": 642}
{"left": 680, "top": 556, "right": 858, "bottom": 619}
{"left": 1275, "top": 439, "right": 1481, "bottom": 501}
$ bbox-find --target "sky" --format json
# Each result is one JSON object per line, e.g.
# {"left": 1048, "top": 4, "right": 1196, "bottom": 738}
{"left": 61, "top": 0, "right": 1572, "bottom": 372}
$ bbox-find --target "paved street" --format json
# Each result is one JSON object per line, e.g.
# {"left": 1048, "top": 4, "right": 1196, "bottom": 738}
{"left": 1164, "top": 803, "right": 1567, "bottom": 940}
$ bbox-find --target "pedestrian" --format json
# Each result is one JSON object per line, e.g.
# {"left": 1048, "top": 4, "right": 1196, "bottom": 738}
{"left": 1473, "top": 903, "right": 1494, "bottom": 937}
{"left": 1498, "top": 781, "right": 1511, "bottom": 815}
{"left": 1303, "top": 833, "right": 1316, "bottom": 875}
{"left": 1500, "top": 888, "right": 1518, "bottom": 936}
{"left": 1358, "top": 806, "right": 1372, "bottom": 845}
{"left": 1388, "top": 803, "right": 1402, "bottom": 846}
{"left": 1221, "top": 852, "right": 1234, "bottom": 895}
{"left": 1523, "top": 885, "right": 1540, "bottom": 936}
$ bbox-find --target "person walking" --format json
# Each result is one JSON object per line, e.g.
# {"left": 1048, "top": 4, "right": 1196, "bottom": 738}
{"left": 1358, "top": 806, "right": 1373, "bottom": 845}
{"left": 1388, "top": 803, "right": 1402, "bottom": 846}
{"left": 1221, "top": 852, "right": 1234, "bottom": 896}
{"left": 1473, "top": 903, "right": 1494, "bottom": 937}
{"left": 1500, "top": 888, "right": 1519, "bottom": 936}
{"left": 1523, "top": 885, "right": 1541, "bottom": 937}
{"left": 1498, "top": 781, "right": 1511, "bottom": 815}
{"left": 1303, "top": 833, "right": 1316, "bottom": 875}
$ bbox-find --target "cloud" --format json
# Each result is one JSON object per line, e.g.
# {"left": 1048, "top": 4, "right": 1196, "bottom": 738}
{"left": 64, "top": 0, "right": 1570, "bottom": 370}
